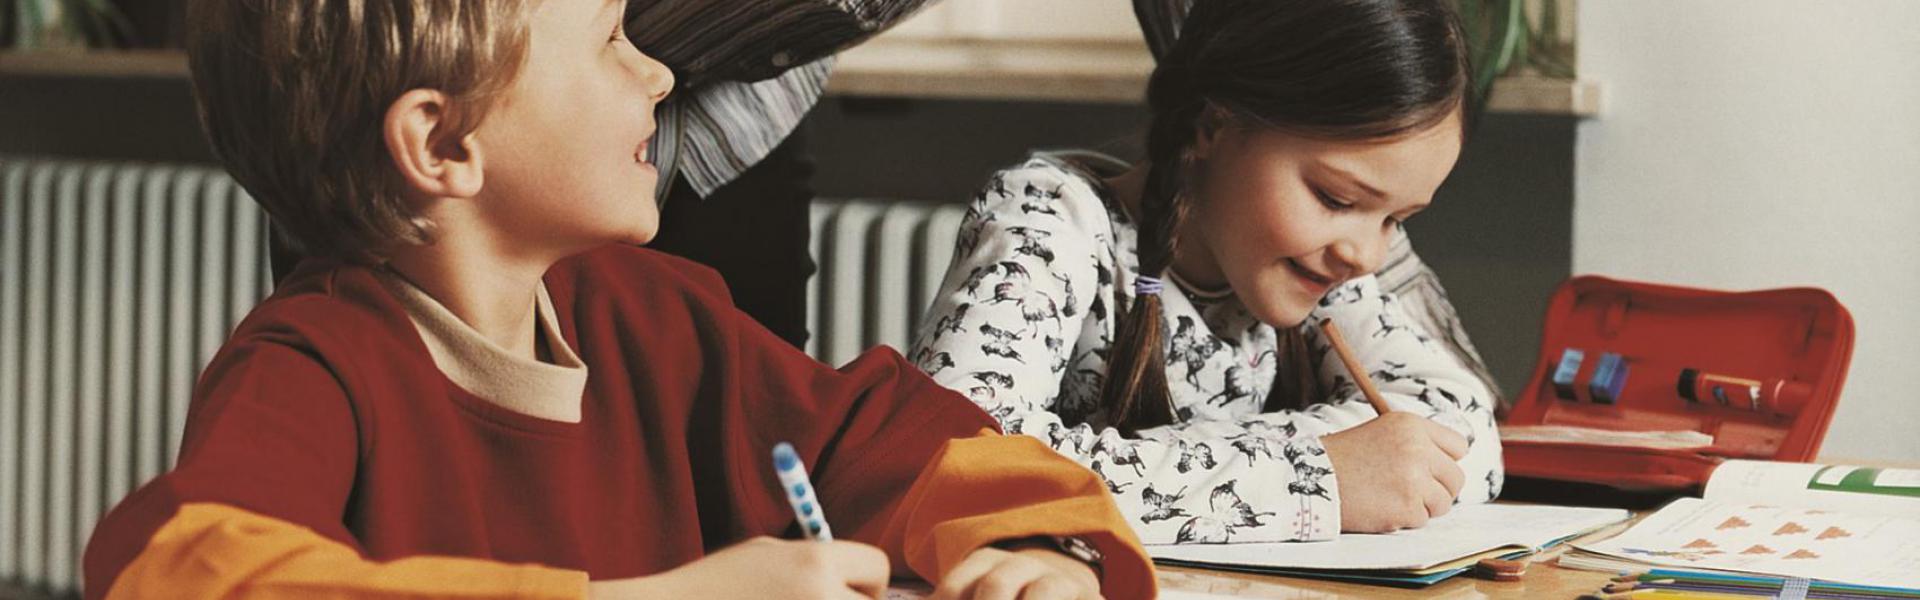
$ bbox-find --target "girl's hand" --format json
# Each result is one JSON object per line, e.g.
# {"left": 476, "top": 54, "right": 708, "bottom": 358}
{"left": 1321, "top": 411, "right": 1469, "bottom": 533}
{"left": 931, "top": 546, "right": 1103, "bottom": 600}
{"left": 588, "top": 536, "right": 889, "bottom": 600}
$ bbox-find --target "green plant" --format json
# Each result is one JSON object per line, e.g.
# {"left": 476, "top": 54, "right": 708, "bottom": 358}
{"left": 3, "top": 0, "right": 131, "bottom": 49}
{"left": 1456, "top": 0, "right": 1577, "bottom": 98}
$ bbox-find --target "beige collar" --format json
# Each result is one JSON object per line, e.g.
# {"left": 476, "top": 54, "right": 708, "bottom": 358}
{"left": 375, "top": 269, "right": 588, "bottom": 423}
{"left": 1168, "top": 268, "right": 1234, "bottom": 301}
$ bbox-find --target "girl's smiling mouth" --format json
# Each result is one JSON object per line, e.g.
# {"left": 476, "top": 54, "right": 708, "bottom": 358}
{"left": 1286, "top": 258, "right": 1336, "bottom": 292}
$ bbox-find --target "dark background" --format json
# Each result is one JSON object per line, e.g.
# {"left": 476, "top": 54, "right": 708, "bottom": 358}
{"left": 109, "top": 1, "right": 188, "bottom": 49}
{"left": 1, "top": 1, "right": 1574, "bottom": 398}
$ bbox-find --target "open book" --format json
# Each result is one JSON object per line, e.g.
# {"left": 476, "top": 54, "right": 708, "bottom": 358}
{"left": 1564, "top": 460, "right": 1920, "bottom": 591}
{"left": 1145, "top": 503, "right": 1630, "bottom": 586}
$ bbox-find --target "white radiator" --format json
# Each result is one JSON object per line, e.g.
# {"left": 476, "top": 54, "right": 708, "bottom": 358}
{"left": 806, "top": 199, "right": 968, "bottom": 367}
{"left": 0, "top": 158, "right": 958, "bottom": 598}
{"left": 0, "top": 159, "right": 272, "bottom": 598}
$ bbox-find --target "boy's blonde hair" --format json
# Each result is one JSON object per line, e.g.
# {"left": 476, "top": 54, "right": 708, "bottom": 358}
{"left": 186, "top": 0, "right": 533, "bottom": 262}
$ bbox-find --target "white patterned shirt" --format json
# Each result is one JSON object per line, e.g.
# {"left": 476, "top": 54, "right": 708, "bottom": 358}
{"left": 908, "top": 155, "right": 1504, "bottom": 544}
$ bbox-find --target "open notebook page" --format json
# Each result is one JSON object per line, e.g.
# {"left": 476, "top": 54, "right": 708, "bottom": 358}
{"left": 1146, "top": 503, "right": 1629, "bottom": 571}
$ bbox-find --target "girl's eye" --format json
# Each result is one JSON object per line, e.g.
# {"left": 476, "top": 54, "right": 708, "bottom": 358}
{"left": 1313, "top": 188, "right": 1354, "bottom": 211}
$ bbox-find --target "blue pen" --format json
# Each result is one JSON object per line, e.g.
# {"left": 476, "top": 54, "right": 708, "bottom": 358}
{"left": 772, "top": 442, "right": 833, "bottom": 541}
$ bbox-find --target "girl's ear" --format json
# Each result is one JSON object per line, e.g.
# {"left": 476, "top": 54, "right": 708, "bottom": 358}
{"left": 1190, "top": 104, "right": 1233, "bottom": 160}
{"left": 383, "top": 88, "right": 485, "bottom": 202}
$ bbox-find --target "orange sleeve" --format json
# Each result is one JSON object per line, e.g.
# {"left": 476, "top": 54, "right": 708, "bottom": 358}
{"left": 691, "top": 258, "right": 1154, "bottom": 598}
{"left": 100, "top": 503, "right": 586, "bottom": 600}
{"left": 879, "top": 430, "right": 1158, "bottom": 600}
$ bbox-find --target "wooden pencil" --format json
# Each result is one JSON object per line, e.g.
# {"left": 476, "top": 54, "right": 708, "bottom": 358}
{"left": 1318, "top": 318, "right": 1395, "bottom": 416}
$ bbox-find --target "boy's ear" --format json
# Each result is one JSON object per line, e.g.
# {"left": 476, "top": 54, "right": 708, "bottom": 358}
{"left": 384, "top": 89, "right": 484, "bottom": 200}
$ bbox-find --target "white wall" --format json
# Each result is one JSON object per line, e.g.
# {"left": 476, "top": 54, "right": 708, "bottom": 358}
{"left": 1575, "top": 1, "right": 1920, "bottom": 461}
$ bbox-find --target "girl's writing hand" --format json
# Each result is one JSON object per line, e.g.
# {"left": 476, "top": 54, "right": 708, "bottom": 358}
{"left": 931, "top": 546, "right": 1103, "bottom": 600}
{"left": 1322, "top": 411, "right": 1469, "bottom": 533}
{"left": 588, "top": 536, "right": 889, "bottom": 600}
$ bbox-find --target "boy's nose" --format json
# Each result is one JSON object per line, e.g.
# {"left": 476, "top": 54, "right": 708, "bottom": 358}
{"left": 645, "top": 57, "right": 675, "bottom": 102}
{"left": 640, "top": 54, "right": 675, "bottom": 103}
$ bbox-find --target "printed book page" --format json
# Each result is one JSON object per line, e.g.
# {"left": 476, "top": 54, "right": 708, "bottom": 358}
{"left": 1145, "top": 503, "right": 1628, "bottom": 571}
{"left": 1572, "top": 498, "right": 1920, "bottom": 589}
{"left": 1704, "top": 459, "right": 1920, "bottom": 518}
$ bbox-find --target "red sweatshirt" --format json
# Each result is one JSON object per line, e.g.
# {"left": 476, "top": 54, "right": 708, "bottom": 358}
{"left": 82, "top": 245, "right": 1153, "bottom": 599}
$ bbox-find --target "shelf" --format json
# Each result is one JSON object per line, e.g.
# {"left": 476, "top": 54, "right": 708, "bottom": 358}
{"left": 830, "top": 38, "right": 1602, "bottom": 116}
{"left": 2, "top": 46, "right": 1602, "bottom": 116}
{"left": 828, "top": 38, "right": 1155, "bottom": 105}
{"left": 1485, "top": 75, "right": 1603, "bottom": 117}
{"left": 0, "top": 50, "right": 188, "bottom": 78}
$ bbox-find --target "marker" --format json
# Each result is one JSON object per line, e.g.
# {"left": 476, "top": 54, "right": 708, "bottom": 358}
{"left": 772, "top": 442, "right": 833, "bottom": 541}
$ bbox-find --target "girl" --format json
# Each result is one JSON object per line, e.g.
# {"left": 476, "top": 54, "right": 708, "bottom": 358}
{"left": 909, "top": 0, "right": 1503, "bottom": 544}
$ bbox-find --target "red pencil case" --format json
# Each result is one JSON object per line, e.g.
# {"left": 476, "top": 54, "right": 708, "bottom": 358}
{"left": 1499, "top": 276, "right": 1855, "bottom": 492}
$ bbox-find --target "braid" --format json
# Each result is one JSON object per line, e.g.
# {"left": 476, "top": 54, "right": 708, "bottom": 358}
{"left": 1099, "top": 72, "right": 1207, "bottom": 435}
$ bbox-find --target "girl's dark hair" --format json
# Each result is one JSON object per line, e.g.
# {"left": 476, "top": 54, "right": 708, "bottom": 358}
{"left": 1101, "top": 0, "right": 1473, "bottom": 433}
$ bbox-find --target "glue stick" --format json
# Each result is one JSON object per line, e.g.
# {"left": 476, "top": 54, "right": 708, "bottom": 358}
{"left": 1677, "top": 369, "right": 1810, "bottom": 414}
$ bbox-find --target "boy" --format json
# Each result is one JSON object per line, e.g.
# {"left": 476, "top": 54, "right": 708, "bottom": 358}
{"left": 80, "top": 1, "right": 1154, "bottom": 598}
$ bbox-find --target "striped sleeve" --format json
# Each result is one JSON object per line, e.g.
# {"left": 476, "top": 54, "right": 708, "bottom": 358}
{"left": 627, "top": 0, "right": 936, "bottom": 198}
{"left": 626, "top": 0, "right": 935, "bottom": 86}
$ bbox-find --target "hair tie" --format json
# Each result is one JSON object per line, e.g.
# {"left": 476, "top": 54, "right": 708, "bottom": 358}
{"left": 1133, "top": 275, "right": 1165, "bottom": 296}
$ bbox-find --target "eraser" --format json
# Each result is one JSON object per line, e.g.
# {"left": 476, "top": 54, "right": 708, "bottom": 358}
{"left": 1590, "top": 352, "right": 1629, "bottom": 404}
{"left": 1476, "top": 558, "right": 1527, "bottom": 581}
{"left": 1552, "top": 348, "right": 1585, "bottom": 400}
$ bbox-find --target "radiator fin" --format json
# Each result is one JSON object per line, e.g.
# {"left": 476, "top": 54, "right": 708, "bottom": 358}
{"left": 0, "top": 160, "right": 271, "bottom": 597}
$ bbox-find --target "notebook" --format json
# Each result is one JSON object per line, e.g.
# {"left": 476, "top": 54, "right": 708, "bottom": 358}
{"left": 1563, "top": 460, "right": 1920, "bottom": 591}
{"left": 1145, "top": 503, "right": 1631, "bottom": 586}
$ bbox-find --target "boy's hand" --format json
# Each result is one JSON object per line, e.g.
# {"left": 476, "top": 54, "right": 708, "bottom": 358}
{"left": 931, "top": 546, "right": 1103, "bottom": 600}
{"left": 1322, "top": 411, "right": 1469, "bottom": 533}
{"left": 589, "top": 536, "right": 889, "bottom": 600}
